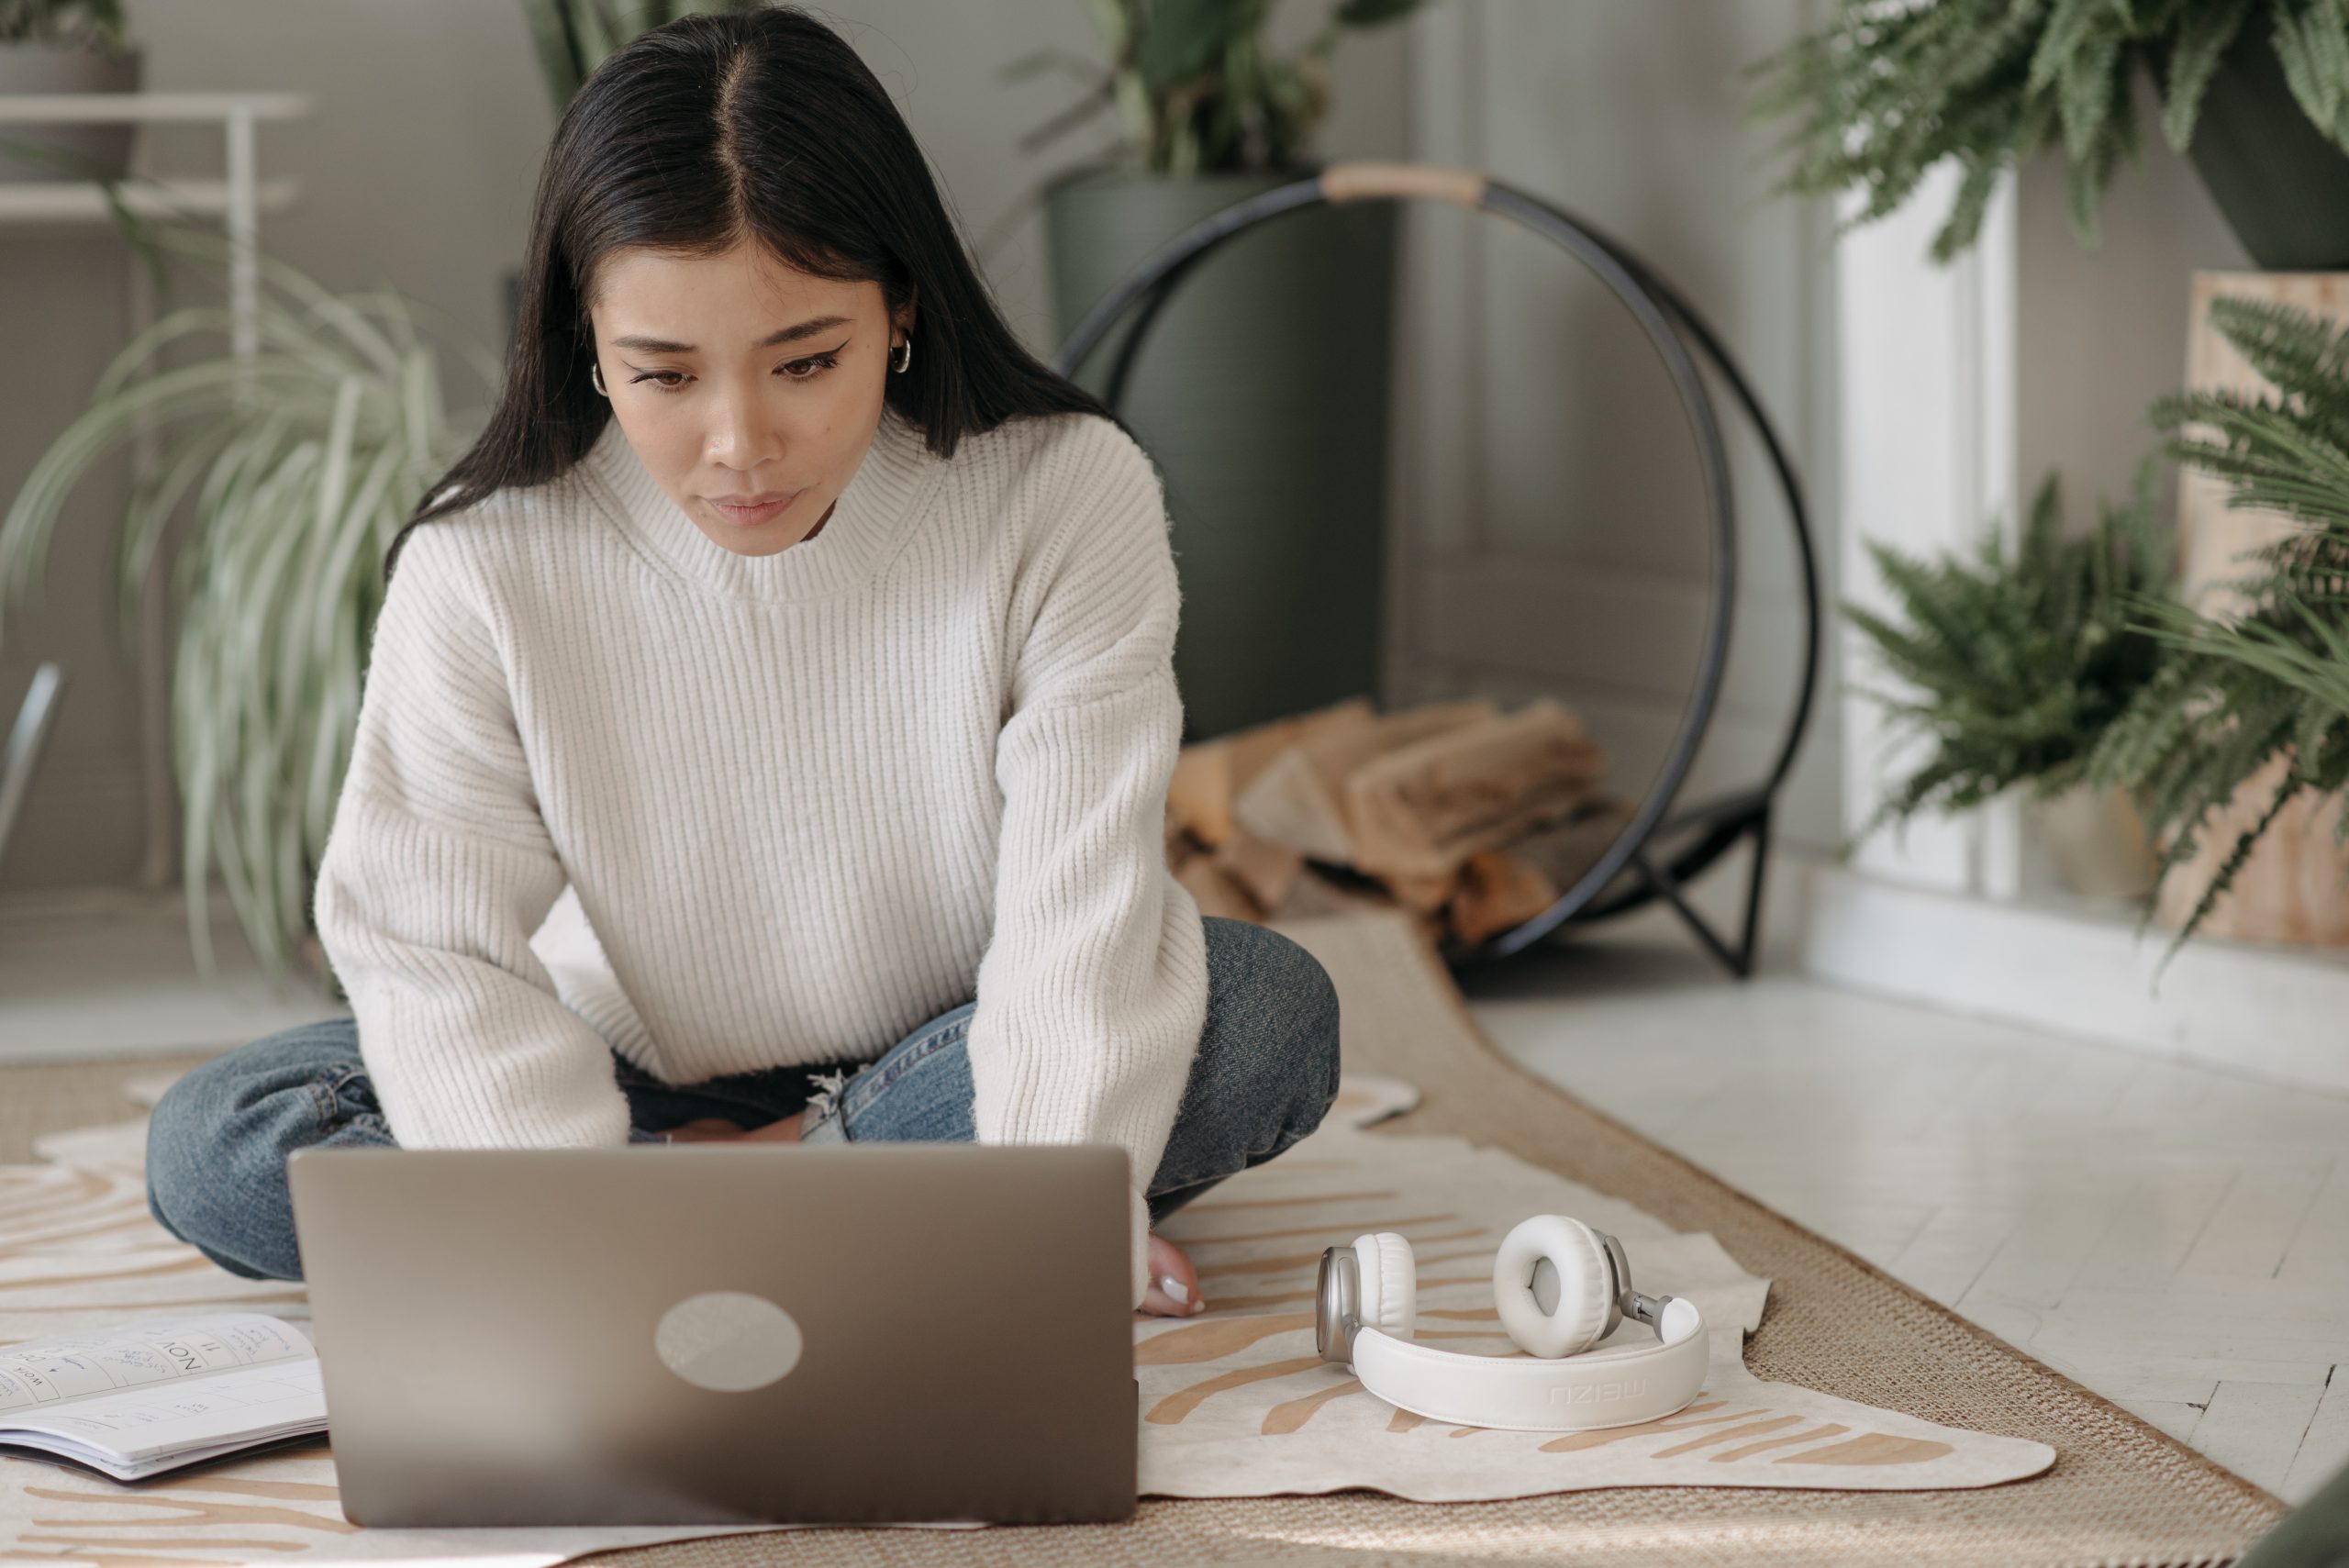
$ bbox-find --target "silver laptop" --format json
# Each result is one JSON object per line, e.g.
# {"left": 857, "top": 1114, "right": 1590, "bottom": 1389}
{"left": 286, "top": 1143, "right": 1137, "bottom": 1527}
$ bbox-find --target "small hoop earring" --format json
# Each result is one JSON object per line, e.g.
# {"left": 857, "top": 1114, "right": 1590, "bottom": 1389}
{"left": 590, "top": 361, "right": 609, "bottom": 398}
{"left": 891, "top": 335, "right": 913, "bottom": 374}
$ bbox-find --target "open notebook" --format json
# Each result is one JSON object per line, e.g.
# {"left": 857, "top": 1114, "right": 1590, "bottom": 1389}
{"left": 0, "top": 1313, "right": 326, "bottom": 1482}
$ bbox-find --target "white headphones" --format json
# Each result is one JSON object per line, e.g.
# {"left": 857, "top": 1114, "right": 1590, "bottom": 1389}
{"left": 1315, "top": 1214, "right": 1708, "bottom": 1431}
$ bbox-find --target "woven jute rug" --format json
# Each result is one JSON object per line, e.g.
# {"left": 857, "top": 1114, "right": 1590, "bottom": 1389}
{"left": 0, "top": 909, "right": 2289, "bottom": 1565}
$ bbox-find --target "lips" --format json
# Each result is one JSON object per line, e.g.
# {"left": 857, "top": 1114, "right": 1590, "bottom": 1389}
{"left": 707, "top": 491, "right": 803, "bottom": 528}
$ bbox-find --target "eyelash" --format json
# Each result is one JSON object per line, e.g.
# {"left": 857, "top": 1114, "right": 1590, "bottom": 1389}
{"left": 629, "top": 351, "right": 842, "bottom": 392}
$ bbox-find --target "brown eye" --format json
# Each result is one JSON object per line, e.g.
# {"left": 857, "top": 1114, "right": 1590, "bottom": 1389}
{"left": 778, "top": 352, "right": 841, "bottom": 381}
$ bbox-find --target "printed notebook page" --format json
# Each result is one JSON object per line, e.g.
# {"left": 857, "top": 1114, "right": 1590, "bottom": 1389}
{"left": 0, "top": 1314, "right": 324, "bottom": 1481}
{"left": 1, "top": 1359, "right": 328, "bottom": 1480}
{"left": 0, "top": 1313, "right": 313, "bottom": 1409}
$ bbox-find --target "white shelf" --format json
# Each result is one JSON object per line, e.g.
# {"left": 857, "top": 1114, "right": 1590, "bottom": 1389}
{"left": 0, "top": 88, "right": 308, "bottom": 226}
{"left": 0, "top": 91, "right": 310, "bottom": 124}
{"left": 0, "top": 174, "right": 299, "bottom": 224}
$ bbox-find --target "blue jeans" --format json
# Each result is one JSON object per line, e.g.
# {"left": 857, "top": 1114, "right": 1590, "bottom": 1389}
{"left": 145, "top": 916, "right": 1341, "bottom": 1283}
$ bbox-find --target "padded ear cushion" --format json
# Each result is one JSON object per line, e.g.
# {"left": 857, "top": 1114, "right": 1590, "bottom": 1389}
{"left": 1352, "top": 1231, "right": 1418, "bottom": 1341}
{"left": 1493, "top": 1215, "right": 1613, "bottom": 1358}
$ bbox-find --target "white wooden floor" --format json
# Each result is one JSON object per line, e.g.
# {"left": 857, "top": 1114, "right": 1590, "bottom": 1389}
{"left": 1459, "top": 917, "right": 2349, "bottom": 1505}
{"left": 6, "top": 888, "right": 2346, "bottom": 1502}
{"left": 0, "top": 889, "right": 335, "bottom": 1063}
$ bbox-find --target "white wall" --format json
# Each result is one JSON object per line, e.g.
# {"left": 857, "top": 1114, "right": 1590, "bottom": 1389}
{"left": 2013, "top": 74, "right": 2253, "bottom": 525}
{"left": 1390, "top": 0, "right": 1844, "bottom": 855}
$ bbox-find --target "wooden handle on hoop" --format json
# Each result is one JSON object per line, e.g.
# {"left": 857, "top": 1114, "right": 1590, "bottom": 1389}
{"left": 1319, "top": 161, "right": 1488, "bottom": 208}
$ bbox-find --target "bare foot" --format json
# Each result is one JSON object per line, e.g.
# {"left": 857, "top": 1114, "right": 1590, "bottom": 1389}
{"left": 1141, "top": 1231, "right": 1204, "bottom": 1318}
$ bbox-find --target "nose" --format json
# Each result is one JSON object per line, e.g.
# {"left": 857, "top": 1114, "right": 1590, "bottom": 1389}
{"left": 703, "top": 380, "right": 785, "bottom": 473}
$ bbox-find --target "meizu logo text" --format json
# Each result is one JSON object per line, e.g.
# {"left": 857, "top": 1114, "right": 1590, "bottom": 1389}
{"left": 1549, "top": 1380, "right": 1645, "bottom": 1406}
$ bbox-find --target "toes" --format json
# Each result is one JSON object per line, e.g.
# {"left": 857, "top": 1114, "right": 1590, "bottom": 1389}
{"left": 1142, "top": 1232, "right": 1206, "bottom": 1317}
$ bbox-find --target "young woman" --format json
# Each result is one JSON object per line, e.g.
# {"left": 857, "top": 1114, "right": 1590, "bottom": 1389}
{"left": 142, "top": 6, "right": 1341, "bottom": 1319}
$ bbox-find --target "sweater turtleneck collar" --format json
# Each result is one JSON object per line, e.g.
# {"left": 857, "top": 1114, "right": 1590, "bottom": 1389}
{"left": 581, "top": 403, "right": 941, "bottom": 603}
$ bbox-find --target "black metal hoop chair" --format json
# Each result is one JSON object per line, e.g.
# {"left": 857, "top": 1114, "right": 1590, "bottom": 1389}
{"left": 1053, "top": 161, "right": 1821, "bottom": 979}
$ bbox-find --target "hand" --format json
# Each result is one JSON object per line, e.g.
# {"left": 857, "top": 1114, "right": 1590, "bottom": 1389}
{"left": 662, "top": 1112, "right": 807, "bottom": 1144}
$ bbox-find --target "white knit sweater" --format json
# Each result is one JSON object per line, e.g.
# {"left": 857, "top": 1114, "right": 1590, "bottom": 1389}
{"left": 312, "top": 404, "right": 1211, "bottom": 1307}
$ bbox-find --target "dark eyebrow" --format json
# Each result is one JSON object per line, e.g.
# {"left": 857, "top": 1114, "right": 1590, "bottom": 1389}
{"left": 607, "top": 316, "right": 855, "bottom": 353}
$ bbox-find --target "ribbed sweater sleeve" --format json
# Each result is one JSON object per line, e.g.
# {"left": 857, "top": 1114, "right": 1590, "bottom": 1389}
{"left": 967, "top": 428, "right": 1212, "bottom": 1308}
{"left": 311, "top": 524, "right": 635, "bottom": 1150}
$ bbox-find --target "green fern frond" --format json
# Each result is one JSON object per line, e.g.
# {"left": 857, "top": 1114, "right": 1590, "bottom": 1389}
{"left": 1753, "top": 0, "right": 2349, "bottom": 260}
{"left": 1845, "top": 467, "right": 2172, "bottom": 848}
{"left": 2099, "top": 295, "right": 2349, "bottom": 949}
{"left": 2274, "top": 0, "right": 2349, "bottom": 147}
{"left": 2164, "top": 0, "right": 2258, "bottom": 148}
{"left": 2160, "top": 768, "right": 2303, "bottom": 964}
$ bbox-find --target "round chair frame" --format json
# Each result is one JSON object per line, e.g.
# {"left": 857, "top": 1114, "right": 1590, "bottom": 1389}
{"left": 1052, "top": 162, "right": 1821, "bottom": 978}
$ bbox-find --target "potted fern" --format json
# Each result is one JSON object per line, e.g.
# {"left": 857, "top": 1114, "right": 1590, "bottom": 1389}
{"left": 2093, "top": 295, "right": 2349, "bottom": 949}
{"left": 1847, "top": 469, "right": 2171, "bottom": 896}
{"left": 1749, "top": 0, "right": 2349, "bottom": 269}
{"left": 0, "top": 220, "right": 495, "bottom": 974}
{"left": 1008, "top": 0, "right": 1429, "bottom": 740}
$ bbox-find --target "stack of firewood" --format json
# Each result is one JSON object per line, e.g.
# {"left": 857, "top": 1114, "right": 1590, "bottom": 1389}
{"left": 1162, "top": 695, "right": 1630, "bottom": 947}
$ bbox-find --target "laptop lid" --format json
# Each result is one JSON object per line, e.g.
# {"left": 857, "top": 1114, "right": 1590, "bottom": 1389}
{"left": 287, "top": 1143, "right": 1136, "bottom": 1528}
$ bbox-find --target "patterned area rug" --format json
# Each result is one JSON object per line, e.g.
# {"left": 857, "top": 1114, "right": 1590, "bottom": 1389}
{"left": 0, "top": 910, "right": 2285, "bottom": 1565}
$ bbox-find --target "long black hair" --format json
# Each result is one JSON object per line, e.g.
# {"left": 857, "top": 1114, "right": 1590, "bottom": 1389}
{"left": 388, "top": 4, "right": 1119, "bottom": 573}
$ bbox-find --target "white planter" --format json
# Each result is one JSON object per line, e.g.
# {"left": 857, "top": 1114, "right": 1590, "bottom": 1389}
{"left": 0, "top": 42, "right": 143, "bottom": 182}
{"left": 2029, "top": 783, "right": 2156, "bottom": 901}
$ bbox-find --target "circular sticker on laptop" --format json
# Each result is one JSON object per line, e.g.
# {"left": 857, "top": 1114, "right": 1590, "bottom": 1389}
{"left": 653, "top": 1291, "right": 804, "bottom": 1392}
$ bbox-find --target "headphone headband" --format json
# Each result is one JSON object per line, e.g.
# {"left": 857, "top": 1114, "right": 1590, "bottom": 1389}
{"left": 1349, "top": 1296, "right": 1706, "bottom": 1432}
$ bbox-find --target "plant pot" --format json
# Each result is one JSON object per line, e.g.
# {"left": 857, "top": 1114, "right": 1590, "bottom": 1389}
{"left": 2153, "top": 752, "right": 2349, "bottom": 946}
{"left": 0, "top": 42, "right": 141, "bottom": 183}
{"left": 2153, "top": 277, "right": 2349, "bottom": 949}
{"left": 1044, "top": 166, "right": 1399, "bottom": 741}
{"left": 2182, "top": 22, "right": 2349, "bottom": 270}
{"left": 2029, "top": 784, "right": 2157, "bottom": 901}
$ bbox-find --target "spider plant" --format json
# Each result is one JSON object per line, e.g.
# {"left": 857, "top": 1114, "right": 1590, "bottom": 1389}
{"left": 0, "top": 220, "right": 497, "bottom": 973}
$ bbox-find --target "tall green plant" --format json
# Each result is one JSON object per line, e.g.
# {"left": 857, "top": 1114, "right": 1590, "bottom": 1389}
{"left": 1005, "top": 0, "right": 1431, "bottom": 177}
{"left": 1750, "top": 0, "right": 2349, "bottom": 262}
{"left": 0, "top": 223, "right": 496, "bottom": 973}
{"left": 2093, "top": 295, "right": 2349, "bottom": 949}
{"left": 521, "top": 0, "right": 766, "bottom": 110}
{"left": 1846, "top": 469, "right": 2172, "bottom": 840}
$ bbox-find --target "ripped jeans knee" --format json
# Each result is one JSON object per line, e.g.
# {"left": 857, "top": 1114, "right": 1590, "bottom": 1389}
{"left": 798, "top": 1062, "right": 863, "bottom": 1143}
{"left": 796, "top": 1006, "right": 977, "bottom": 1146}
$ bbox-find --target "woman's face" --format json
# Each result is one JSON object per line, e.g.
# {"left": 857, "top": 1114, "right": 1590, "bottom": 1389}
{"left": 586, "top": 240, "right": 913, "bottom": 558}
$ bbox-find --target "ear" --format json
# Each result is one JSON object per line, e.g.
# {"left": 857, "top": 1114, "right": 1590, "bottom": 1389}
{"left": 896, "top": 285, "right": 918, "bottom": 338}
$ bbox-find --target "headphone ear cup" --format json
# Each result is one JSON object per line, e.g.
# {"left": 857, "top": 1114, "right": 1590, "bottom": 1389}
{"left": 1352, "top": 1232, "right": 1418, "bottom": 1341}
{"left": 1493, "top": 1215, "right": 1614, "bottom": 1358}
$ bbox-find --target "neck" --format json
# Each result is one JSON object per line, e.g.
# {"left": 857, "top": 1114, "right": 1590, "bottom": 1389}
{"left": 582, "top": 408, "right": 939, "bottom": 603}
